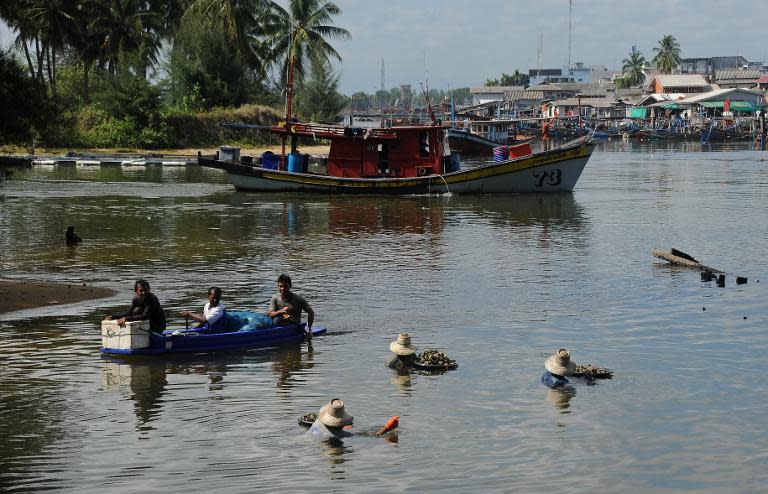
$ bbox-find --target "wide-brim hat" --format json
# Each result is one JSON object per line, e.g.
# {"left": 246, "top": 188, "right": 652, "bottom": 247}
{"left": 389, "top": 333, "right": 416, "bottom": 356}
{"left": 545, "top": 348, "right": 576, "bottom": 376}
{"left": 318, "top": 398, "right": 353, "bottom": 428}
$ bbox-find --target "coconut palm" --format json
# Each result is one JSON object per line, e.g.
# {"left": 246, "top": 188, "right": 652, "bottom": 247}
{"left": 84, "top": 0, "right": 163, "bottom": 76}
{"left": 26, "top": 0, "right": 79, "bottom": 96}
{"left": 621, "top": 47, "right": 646, "bottom": 86}
{"left": 652, "top": 34, "right": 681, "bottom": 75}
{"left": 263, "top": 0, "right": 350, "bottom": 88}
{"left": 184, "top": 0, "right": 261, "bottom": 57}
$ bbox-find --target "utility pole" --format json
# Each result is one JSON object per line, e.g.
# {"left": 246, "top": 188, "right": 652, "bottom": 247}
{"left": 568, "top": 0, "right": 573, "bottom": 71}
{"left": 380, "top": 57, "right": 385, "bottom": 93}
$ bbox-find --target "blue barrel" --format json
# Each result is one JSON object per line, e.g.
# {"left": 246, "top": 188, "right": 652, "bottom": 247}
{"left": 443, "top": 154, "right": 460, "bottom": 173}
{"left": 287, "top": 153, "right": 302, "bottom": 173}
{"left": 492, "top": 145, "right": 509, "bottom": 162}
{"left": 261, "top": 151, "right": 279, "bottom": 170}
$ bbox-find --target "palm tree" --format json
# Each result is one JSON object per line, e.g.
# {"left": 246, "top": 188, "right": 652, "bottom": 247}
{"left": 264, "top": 0, "right": 350, "bottom": 89}
{"left": 652, "top": 34, "right": 681, "bottom": 75}
{"left": 84, "top": 0, "right": 163, "bottom": 76}
{"left": 184, "top": 0, "right": 261, "bottom": 57}
{"left": 26, "top": 0, "right": 79, "bottom": 97}
{"left": 621, "top": 47, "right": 646, "bottom": 86}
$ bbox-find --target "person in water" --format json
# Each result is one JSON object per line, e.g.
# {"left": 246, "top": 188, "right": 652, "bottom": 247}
{"left": 65, "top": 226, "right": 82, "bottom": 246}
{"left": 308, "top": 398, "right": 399, "bottom": 439}
{"left": 387, "top": 333, "right": 418, "bottom": 370}
{"left": 104, "top": 279, "right": 166, "bottom": 333}
{"left": 268, "top": 274, "right": 314, "bottom": 337}
{"left": 541, "top": 348, "right": 576, "bottom": 388}
{"left": 180, "top": 286, "right": 226, "bottom": 332}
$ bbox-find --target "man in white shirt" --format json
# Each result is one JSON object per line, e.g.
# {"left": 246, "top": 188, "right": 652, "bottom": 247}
{"left": 180, "top": 287, "right": 226, "bottom": 332}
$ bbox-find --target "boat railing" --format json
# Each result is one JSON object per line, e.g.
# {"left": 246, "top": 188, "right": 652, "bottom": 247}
{"left": 287, "top": 122, "right": 398, "bottom": 140}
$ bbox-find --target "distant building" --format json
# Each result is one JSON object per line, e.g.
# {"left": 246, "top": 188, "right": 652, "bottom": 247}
{"left": 528, "top": 69, "right": 564, "bottom": 86}
{"left": 529, "top": 63, "right": 613, "bottom": 86}
{"left": 714, "top": 69, "right": 763, "bottom": 89}
{"left": 646, "top": 74, "right": 712, "bottom": 94}
{"left": 469, "top": 86, "right": 524, "bottom": 105}
{"left": 680, "top": 56, "right": 748, "bottom": 74}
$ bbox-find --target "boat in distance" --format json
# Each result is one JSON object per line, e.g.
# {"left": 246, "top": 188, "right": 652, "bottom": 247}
{"left": 100, "top": 311, "right": 325, "bottom": 356}
{"left": 199, "top": 121, "right": 595, "bottom": 194}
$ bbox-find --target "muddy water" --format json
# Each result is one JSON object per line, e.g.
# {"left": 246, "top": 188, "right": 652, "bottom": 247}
{"left": 1, "top": 144, "right": 766, "bottom": 492}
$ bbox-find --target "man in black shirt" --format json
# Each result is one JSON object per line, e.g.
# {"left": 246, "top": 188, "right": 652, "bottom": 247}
{"left": 104, "top": 279, "right": 166, "bottom": 333}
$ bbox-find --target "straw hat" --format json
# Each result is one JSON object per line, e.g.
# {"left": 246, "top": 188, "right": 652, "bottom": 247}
{"left": 545, "top": 348, "right": 576, "bottom": 376}
{"left": 389, "top": 333, "right": 416, "bottom": 356}
{"left": 317, "top": 399, "right": 353, "bottom": 428}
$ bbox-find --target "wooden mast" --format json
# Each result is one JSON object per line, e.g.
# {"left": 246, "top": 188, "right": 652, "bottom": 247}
{"left": 282, "top": 31, "right": 297, "bottom": 170}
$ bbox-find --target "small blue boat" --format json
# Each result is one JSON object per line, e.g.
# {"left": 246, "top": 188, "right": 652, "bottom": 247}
{"left": 100, "top": 310, "right": 325, "bottom": 356}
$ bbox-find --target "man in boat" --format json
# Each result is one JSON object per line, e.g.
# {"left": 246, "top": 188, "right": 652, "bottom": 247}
{"left": 308, "top": 398, "right": 399, "bottom": 439}
{"left": 387, "top": 333, "right": 418, "bottom": 370}
{"left": 541, "top": 348, "right": 576, "bottom": 388}
{"left": 104, "top": 279, "right": 166, "bottom": 333}
{"left": 268, "top": 274, "right": 314, "bottom": 338}
{"left": 179, "top": 286, "right": 226, "bottom": 332}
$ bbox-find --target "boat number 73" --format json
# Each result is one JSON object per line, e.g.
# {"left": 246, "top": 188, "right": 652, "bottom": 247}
{"left": 533, "top": 169, "right": 562, "bottom": 187}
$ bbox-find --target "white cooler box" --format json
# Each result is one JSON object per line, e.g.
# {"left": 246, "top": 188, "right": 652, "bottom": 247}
{"left": 101, "top": 319, "right": 151, "bottom": 350}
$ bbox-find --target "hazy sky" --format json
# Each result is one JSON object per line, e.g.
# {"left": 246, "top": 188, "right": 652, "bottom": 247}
{"left": 3, "top": 0, "right": 767, "bottom": 95}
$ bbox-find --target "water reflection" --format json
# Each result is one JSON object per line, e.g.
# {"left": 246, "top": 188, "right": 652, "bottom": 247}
{"left": 101, "top": 360, "right": 168, "bottom": 429}
{"left": 545, "top": 386, "right": 576, "bottom": 414}
{"left": 100, "top": 343, "right": 315, "bottom": 429}
{"left": 272, "top": 342, "right": 315, "bottom": 389}
{"left": 319, "top": 437, "right": 353, "bottom": 480}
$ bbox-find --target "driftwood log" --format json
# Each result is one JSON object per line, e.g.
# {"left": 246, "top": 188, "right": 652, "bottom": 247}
{"left": 652, "top": 248, "right": 723, "bottom": 274}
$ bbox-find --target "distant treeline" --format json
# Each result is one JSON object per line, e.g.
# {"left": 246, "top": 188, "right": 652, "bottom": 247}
{"left": 0, "top": 0, "right": 353, "bottom": 148}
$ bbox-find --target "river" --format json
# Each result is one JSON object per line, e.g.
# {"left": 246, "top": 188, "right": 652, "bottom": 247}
{"left": 1, "top": 141, "right": 766, "bottom": 492}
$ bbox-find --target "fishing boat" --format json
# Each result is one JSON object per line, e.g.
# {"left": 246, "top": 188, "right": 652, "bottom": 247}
{"left": 199, "top": 47, "right": 594, "bottom": 194}
{"left": 199, "top": 121, "right": 594, "bottom": 194}
{"left": 100, "top": 311, "right": 325, "bottom": 356}
{"left": 447, "top": 121, "right": 533, "bottom": 155}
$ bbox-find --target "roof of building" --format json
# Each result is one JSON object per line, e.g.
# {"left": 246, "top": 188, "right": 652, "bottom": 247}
{"left": 550, "top": 98, "right": 614, "bottom": 108}
{"left": 681, "top": 87, "right": 764, "bottom": 103}
{"left": 506, "top": 90, "right": 546, "bottom": 101}
{"left": 715, "top": 69, "right": 763, "bottom": 81}
{"left": 470, "top": 86, "right": 525, "bottom": 94}
{"left": 759, "top": 75, "right": 768, "bottom": 84}
{"left": 647, "top": 74, "right": 710, "bottom": 89}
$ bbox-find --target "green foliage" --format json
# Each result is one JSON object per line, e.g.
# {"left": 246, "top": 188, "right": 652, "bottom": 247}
{"left": 653, "top": 34, "right": 682, "bottom": 75}
{"left": 485, "top": 70, "right": 529, "bottom": 87}
{"left": 621, "top": 47, "right": 646, "bottom": 86}
{"left": 0, "top": 52, "right": 49, "bottom": 144}
{"left": 294, "top": 60, "right": 347, "bottom": 123}
{"left": 166, "top": 13, "right": 253, "bottom": 110}
{"left": 93, "top": 62, "right": 163, "bottom": 127}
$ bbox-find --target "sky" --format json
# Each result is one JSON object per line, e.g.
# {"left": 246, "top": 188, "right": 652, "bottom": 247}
{"left": 3, "top": 0, "right": 767, "bottom": 95}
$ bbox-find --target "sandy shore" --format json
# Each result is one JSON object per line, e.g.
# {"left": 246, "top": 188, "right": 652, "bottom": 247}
{"left": 0, "top": 280, "right": 117, "bottom": 314}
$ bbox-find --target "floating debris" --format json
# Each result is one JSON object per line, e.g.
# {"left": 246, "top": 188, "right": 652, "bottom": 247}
{"left": 414, "top": 349, "right": 458, "bottom": 370}
{"left": 573, "top": 364, "right": 613, "bottom": 379}
{"left": 652, "top": 248, "right": 722, "bottom": 273}
{"left": 298, "top": 412, "right": 317, "bottom": 427}
{"left": 736, "top": 276, "right": 748, "bottom": 285}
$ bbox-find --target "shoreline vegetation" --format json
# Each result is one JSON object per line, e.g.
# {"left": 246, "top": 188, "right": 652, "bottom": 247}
{"left": 0, "top": 280, "right": 117, "bottom": 314}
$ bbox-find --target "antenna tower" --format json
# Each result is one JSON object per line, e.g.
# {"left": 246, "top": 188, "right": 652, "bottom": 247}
{"left": 568, "top": 0, "right": 573, "bottom": 72}
{"left": 380, "top": 58, "right": 385, "bottom": 93}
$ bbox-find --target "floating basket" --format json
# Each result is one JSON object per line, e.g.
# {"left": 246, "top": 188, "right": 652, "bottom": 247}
{"left": 298, "top": 412, "right": 317, "bottom": 427}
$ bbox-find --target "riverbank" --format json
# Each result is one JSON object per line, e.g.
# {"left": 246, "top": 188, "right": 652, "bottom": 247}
{"left": 0, "top": 280, "right": 116, "bottom": 314}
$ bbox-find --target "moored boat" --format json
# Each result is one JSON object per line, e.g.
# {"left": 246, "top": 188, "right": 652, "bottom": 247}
{"left": 200, "top": 121, "right": 595, "bottom": 194}
{"left": 100, "top": 311, "right": 325, "bottom": 355}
